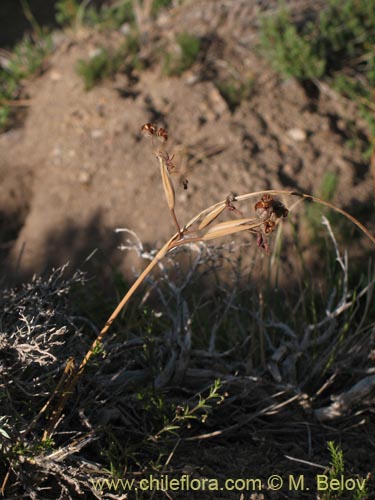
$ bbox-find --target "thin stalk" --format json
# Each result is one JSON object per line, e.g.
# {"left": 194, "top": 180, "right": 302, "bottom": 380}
{"left": 171, "top": 207, "right": 182, "bottom": 236}
{"left": 42, "top": 234, "right": 178, "bottom": 440}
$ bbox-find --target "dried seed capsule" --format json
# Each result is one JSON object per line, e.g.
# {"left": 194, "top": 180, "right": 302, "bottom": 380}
{"left": 264, "top": 220, "right": 276, "bottom": 234}
{"left": 273, "top": 200, "right": 289, "bottom": 218}
{"left": 156, "top": 127, "right": 168, "bottom": 143}
{"left": 255, "top": 200, "right": 273, "bottom": 220}
{"left": 141, "top": 122, "right": 157, "bottom": 136}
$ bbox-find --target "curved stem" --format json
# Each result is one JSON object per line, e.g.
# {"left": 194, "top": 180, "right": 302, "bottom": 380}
{"left": 43, "top": 234, "right": 179, "bottom": 440}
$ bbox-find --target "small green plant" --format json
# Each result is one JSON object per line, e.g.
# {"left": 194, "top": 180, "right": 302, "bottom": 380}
{"left": 260, "top": 0, "right": 375, "bottom": 81}
{"left": 163, "top": 32, "right": 201, "bottom": 76}
{"left": 0, "top": 34, "right": 52, "bottom": 130}
{"left": 215, "top": 78, "right": 254, "bottom": 111}
{"left": 76, "top": 34, "right": 141, "bottom": 90}
{"left": 9, "top": 35, "right": 52, "bottom": 78}
{"left": 151, "top": 0, "right": 173, "bottom": 17}
{"left": 323, "top": 441, "right": 368, "bottom": 500}
{"left": 76, "top": 48, "right": 113, "bottom": 90}
{"left": 322, "top": 441, "right": 344, "bottom": 500}
{"left": 152, "top": 379, "right": 224, "bottom": 439}
{"left": 84, "top": 0, "right": 135, "bottom": 29}
{"left": 55, "top": 0, "right": 80, "bottom": 26}
{"left": 332, "top": 74, "right": 375, "bottom": 159}
{"left": 10, "top": 436, "right": 55, "bottom": 461}
{"left": 0, "top": 104, "right": 11, "bottom": 131}
{"left": 98, "top": 380, "right": 224, "bottom": 480}
{"left": 91, "top": 340, "right": 106, "bottom": 358}
{"left": 55, "top": 0, "right": 135, "bottom": 29}
{"left": 82, "top": 0, "right": 171, "bottom": 29}
{"left": 259, "top": 0, "right": 375, "bottom": 156}
{"left": 328, "top": 440, "right": 344, "bottom": 473}
{"left": 259, "top": 7, "right": 325, "bottom": 80}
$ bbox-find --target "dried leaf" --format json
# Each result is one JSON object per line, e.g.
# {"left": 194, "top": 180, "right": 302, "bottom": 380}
{"left": 158, "top": 155, "right": 175, "bottom": 210}
{"left": 202, "top": 218, "right": 260, "bottom": 241}
{"left": 204, "top": 217, "right": 259, "bottom": 233}
{"left": 198, "top": 203, "right": 226, "bottom": 230}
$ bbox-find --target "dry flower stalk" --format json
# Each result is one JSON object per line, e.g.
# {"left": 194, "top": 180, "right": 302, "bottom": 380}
{"left": 43, "top": 124, "right": 375, "bottom": 440}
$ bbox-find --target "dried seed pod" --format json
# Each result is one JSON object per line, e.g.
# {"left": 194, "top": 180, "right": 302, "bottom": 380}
{"left": 273, "top": 200, "right": 289, "bottom": 218}
{"left": 156, "top": 127, "right": 168, "bottom": 143}
{"left": 264, "top": 220, "right": 276, "bottom": 234}
{"left": 255, "top": 194, "right": 288, "bottom": 220}
{"left": 255, "top": 199, "right": 273, "bottom": 220}
{"left": 260, "top": 194, "right": 274, "bottom": 208}
{"left": 141, "top": 122, "right": 157, "bottom": 137}
{"left": 202, "top": 217, "right": 259, "bottom": 240}
{"left": 198, "top": 203, "right": 226, "bottom": 230}
{"left": 158, "top": 154, "right": 175, "bottom": 210}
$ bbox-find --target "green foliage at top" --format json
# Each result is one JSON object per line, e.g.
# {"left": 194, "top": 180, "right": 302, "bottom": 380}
{"left": 260, "top": 0, "right": 375, "bottom": 155}
{"left": 85, "top": 0, "right": 135, "bottom": 29}
{"left": 260, "top": 0, "right": 375, "bottom": 81}
{"left": 55, "top": 0, "right": 173, "bottom": 29}
{"left": 151, "top": 0, "right": 173, "bottom": 17}
{"left": 318, "top": 0, "right": 375, "bottom": 78}
{"left": 0, "top": 34, "right": 52, "bottom": 131}
{"left": 55, "top": 0, "right": 135, "bottom": 28}
{"left": 259, "top": 8, "right": 325, "bottom": 80}
{"left": 55, "top": 0, "right": 80, "bottom": 26}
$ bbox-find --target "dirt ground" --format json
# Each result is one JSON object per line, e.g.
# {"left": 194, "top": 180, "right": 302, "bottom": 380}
{"left": 1, "top": 3, "right": 375, "bottom": 498}
{"left": 0, "top": 0, "right": 373, "bottom": 287}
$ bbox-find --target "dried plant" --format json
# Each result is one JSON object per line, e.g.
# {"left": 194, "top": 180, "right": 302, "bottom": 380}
{"left": 40, "top": 124, "right": 375, "bottom": 443}
{"left": 0, "top": 267, "right": 101, "bottom": 498}
{"left": 1, "top": 174, "right": 374, "bottom": 497}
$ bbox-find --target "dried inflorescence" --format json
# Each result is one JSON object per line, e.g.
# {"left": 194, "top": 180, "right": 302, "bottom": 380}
{"left": 141, "top": 123, "right": 289, "bottom": 251}
{"left": 141, "top": 123, "right": 189, "bottom": 193}
{"left": 254, "top": 194, "right": 289, "bottom": 221}
{"left": 254, "top": 194, "right": 289, "bottom": 252}
{"left": 140, "top": 122, "right": 158, "bottom": 138}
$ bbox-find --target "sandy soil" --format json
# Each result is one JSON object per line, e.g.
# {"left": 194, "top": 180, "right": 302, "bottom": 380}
{"left": 0, "top": 0, "right": 373, "bottom": 285}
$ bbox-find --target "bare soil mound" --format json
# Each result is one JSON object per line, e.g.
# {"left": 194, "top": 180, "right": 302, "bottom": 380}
{"left": 0, "top": 0, "right": 373, "bottom": 283}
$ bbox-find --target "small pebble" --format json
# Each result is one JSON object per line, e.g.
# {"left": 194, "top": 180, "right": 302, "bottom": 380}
{"left": 50, "top": 70, "right": 62, "bottom": 82}
{"left": 91, "top": 129, "right": 104, "bottom": 139}
{"left": 287, "top": 128, "right": 307, "bottom": 141}
{"left": 78, "top": 171, "right": 91, "bottom": 185}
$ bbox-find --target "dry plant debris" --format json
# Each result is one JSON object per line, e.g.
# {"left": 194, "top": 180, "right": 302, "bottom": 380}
{"left": 1, "top": 124, "right": 375, "bottom": 498}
